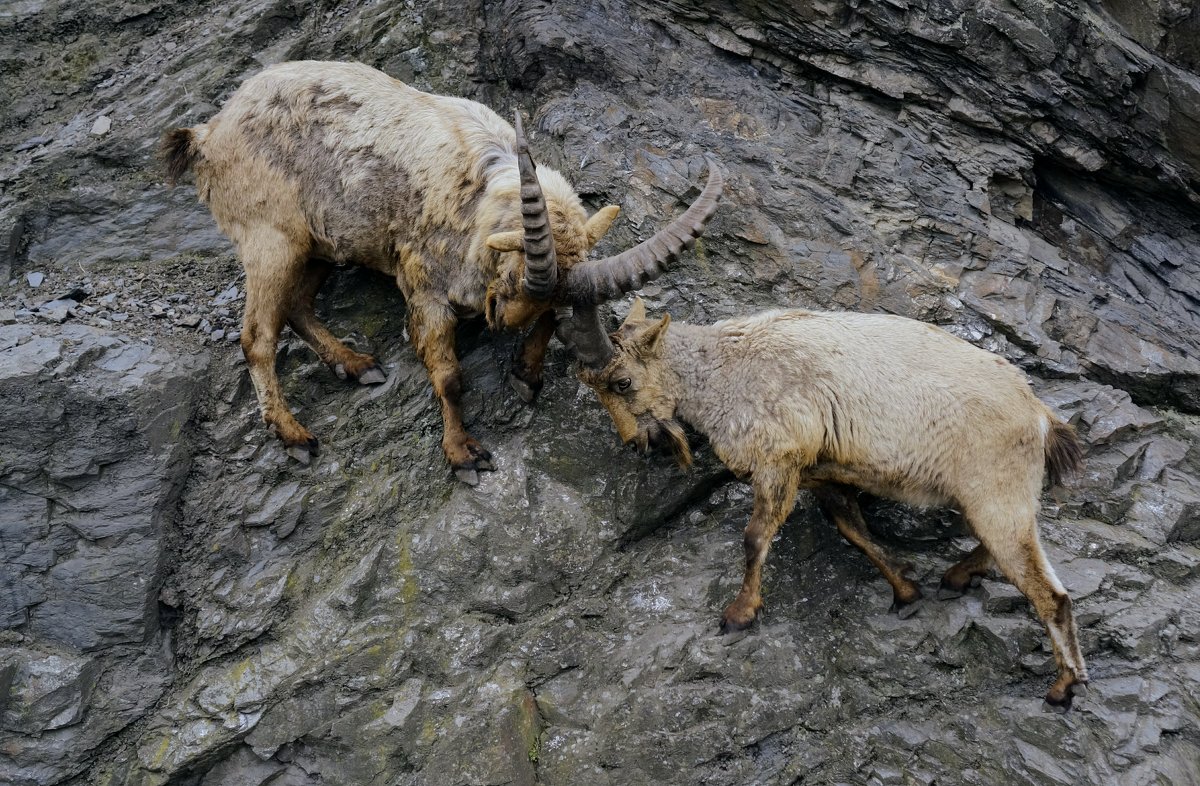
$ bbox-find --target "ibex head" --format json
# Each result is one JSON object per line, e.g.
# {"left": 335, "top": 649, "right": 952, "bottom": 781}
{"left": 484, "top": 113, "right": 723, "bottom": 330}
{"left": 570, "top": 299, "right": 692, "bottom": 467}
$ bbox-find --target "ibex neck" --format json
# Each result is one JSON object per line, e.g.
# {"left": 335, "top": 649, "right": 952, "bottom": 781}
{"left": 662, "top": 322, "right": 723, "bottom": 432}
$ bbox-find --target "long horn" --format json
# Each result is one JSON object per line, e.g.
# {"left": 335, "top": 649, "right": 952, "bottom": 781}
{"left": 565, "top": 160, "right": 723, "bottom": 304}
{"left": 514, "top": 112, "right": 558, "bottom": 299}
{"left": 556, "top": 302, "right": 614, "bottom": 370}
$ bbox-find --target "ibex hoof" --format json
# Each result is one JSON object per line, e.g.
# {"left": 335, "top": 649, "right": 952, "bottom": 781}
{"left": 334, "top": 363, "right": 348, "bottom": 380}
{"left": 1041, "top": 696, "right": 1070, "bottom": 715}
{"left": 454, "top": 468, "right": 480, "bottom": 486}
{"left": 286, "top": 442, "right": 317, "bottom": 466}
{"left": 718, "top": 609, "right": 757, "bottom": 635}
{"left": 719, "top": 619, "right": 752, "bottom": 635}
{"left": 891, "top": 598, "right": 923, "bottom": 620}
{"left": 358, "top": 367, "right": 386, "bottom": 385}
{"left": 1043, "top": 680, "right": 1086, "bottom": 713}
{"left": 508, "top": 372, "right": 540, "bottom": 404}
{"left": 936, "top": 584, "right": 965, "bottom": 601}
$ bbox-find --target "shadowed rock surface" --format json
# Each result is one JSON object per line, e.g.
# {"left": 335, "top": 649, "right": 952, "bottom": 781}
{"left": 2, "top": 1, "right": 1199, "bottom": 784}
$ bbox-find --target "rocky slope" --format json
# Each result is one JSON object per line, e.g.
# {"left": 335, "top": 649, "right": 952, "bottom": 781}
{"left": 2, "top": 1, "right": 1199, "bottom": 784}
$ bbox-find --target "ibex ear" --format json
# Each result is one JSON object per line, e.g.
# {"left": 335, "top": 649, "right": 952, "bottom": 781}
{"left": 637, "top": 314, "right": 671, "bottom": 355}
{"left": 585, "top": 205, "right": 620, "bottom": 248}
{"left": 623, "top": 297, "right": 647, "bottom": 325}
{"left": 486, "top": 230, "right": 524, "bottom": 252}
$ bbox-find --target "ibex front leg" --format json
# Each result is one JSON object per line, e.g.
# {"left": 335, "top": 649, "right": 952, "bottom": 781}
{"left": 509, "top": 310, "right": 557, "bottom": 403}
{"left": 409, "top": 299, "right": 494, "bottom": 485}
{"left": 721, "top": 466, "right": 800, "bottom": 633}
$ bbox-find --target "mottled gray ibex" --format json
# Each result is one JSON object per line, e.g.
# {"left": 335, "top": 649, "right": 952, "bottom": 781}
{"left": 161, "top": 60, "right": 721, "bottom": 482}
{"left": 561, "top": 300, "right": 1088, "bottom": 709}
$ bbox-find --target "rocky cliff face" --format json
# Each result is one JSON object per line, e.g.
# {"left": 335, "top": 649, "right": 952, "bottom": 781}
{"left": 2, "top": 1, "right": 1199, "bottom": 784}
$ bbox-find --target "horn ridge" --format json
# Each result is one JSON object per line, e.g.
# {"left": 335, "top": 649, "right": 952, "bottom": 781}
{"left": 514, "top": 111, "right": 558, "bottom": 300}
{"left": 565, "top": 160, "right": 724, "bottom": 304}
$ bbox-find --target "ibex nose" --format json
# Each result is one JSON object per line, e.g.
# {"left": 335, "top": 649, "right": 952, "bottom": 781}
{"left": 629, "top": 422, "right": 662, "bottom": 454}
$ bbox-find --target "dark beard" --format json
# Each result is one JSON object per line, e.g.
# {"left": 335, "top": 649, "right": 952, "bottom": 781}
{"left": 648, "top": 418, "right": 692, "bottom": 469}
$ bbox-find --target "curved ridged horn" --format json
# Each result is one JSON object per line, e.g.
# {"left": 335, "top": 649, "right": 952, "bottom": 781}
{"left": 565, "top": 160, "right": 723, "bottom": 304}
{"left": 514, "top": 112, "right": 558, "bottom": 299}
{"left": 556, "top": 302, "right": 614, "bottom": 370}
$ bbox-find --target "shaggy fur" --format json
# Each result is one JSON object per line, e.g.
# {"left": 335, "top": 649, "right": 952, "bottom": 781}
{"left": 582, "top": 301, "right": 1088, "bottom": 708}
{"left": 161, "top": 61, "right": 625, "bottom": 475}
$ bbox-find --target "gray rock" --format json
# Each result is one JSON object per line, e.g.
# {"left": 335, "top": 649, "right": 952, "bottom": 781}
{"left": 25, "top": 272, "right": 44, "bottom": 288}
{"left": 34, "top": 298, "right": 75, "bottom": 323}
{"left": 0, "top": 652, "right": 99, "bottom": 734}
{"left": 212, "top": 286, "right": 239, "bottom": 307}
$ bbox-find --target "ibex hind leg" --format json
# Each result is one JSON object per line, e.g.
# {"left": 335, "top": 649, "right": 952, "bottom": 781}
{"left": 240, "top": 234, "right": 318, "bottom": 461}
{"left": 814, "top": 485, "right": 923, "bottom": 618}
{"left": 965, "top": 506, "right": 1088, "bottom": 709}
{"left": 287, "top": 259, "right": 385, "bottom": 384}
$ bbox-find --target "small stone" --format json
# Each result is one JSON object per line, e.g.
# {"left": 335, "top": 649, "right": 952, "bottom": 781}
{"left": 14, "top": 134, "right": 52, "bottom": 152}
{"left": 36, "top": 300, "right": 76, "bottom": 323}
{"left": 211, "top": 329, "right": 225, "bottom": 341}
{"left": 110, "top": 312, "right": 129, "bottom": 322}
{"left": 212, "top": 286, "right": 240, "bottom": 306}
{"left": 176, "top": 314, "right": 201, "bottom": 328}
{"left": 226, "top": 330, "right": 241, "bottom": 343}
{"left": 91, "top": 115, "right": 112, "bottom": 136}
{"left": 0, "top": 308, "right": 16, "bottom": 324}
{"left": 26, "top": 272, "right": 44, "bottom": 288}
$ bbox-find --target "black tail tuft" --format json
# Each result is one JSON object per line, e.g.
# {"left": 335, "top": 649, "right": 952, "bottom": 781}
{"left": 159, "top": 127, "right": 199, "bottom": 185}
{"left": 1045, "top": 419, "right": 1083, "bottom": 488}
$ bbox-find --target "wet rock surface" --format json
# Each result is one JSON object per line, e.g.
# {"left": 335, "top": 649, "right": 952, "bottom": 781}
{"left": 2, "top": 0, "right": 1200, "bottom": 784}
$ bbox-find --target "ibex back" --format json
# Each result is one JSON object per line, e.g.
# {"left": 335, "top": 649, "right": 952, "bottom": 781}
{"left": 161, "top": 61, "right": 721, "bottom": 481}
{"left": 562, "top": 300, "right": 1087, "bottom": 709}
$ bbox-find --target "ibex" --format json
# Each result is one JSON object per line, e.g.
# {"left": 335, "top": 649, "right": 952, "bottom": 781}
{"left": 160, "top": 61, "right": 721, "bottom": 482}
{"left": 561, "top": 300, "right": 1088, "bottom": 708}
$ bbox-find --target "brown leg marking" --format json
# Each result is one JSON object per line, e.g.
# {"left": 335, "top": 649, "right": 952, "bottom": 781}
{"left": 286, "top": 260, "right": 383, "bottom": 383}
{"left": 410, "top": 300, "right": 493, "bottom": 484}
{"left": 968, "top": 512, "right": 1088, "bottom": 709}
{"left": 814, "top": 484, "right": 923, "bottom": 617}
{"left": 939, "top": 543, "right": 993, "bottom": 599}
{"left": 721, "top": 467, "right": 800, "bottom": 633}
{"left": 509, "top": 310, "right": 557, "bottom": 403}
{"left": 240, "top": 236, "right": 317, "bottom": 459}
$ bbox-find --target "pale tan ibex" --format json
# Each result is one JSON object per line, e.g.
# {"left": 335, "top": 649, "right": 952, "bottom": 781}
{"left": 161, "top": 61, "right": 721, "bottom": 482}
{"left": 560, "top": 300, "right": 1088, "bottom": 709}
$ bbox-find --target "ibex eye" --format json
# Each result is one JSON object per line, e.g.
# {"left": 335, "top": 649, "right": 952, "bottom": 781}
{"left": 615, "top": 378, "right": 632, "bottom": 392}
